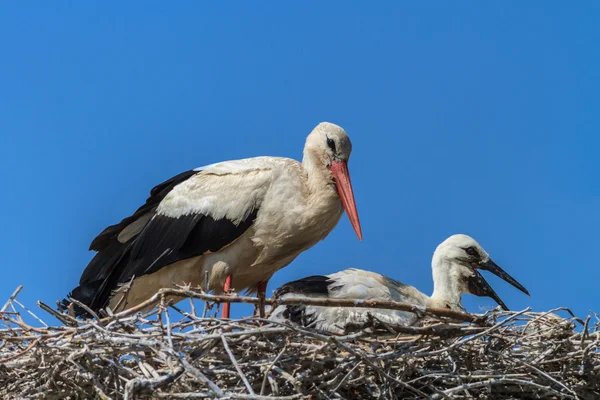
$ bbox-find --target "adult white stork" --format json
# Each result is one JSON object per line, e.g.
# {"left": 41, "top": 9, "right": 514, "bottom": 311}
{"left": 61, "top": 122, "right": 362, "bottom": 319}
{"left": 268, "top": 234, "right": 529, "bottom": 333}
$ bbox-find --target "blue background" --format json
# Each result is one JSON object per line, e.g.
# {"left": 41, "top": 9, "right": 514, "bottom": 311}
{"left": 1, "top": 3, "right": 598, "bottom": 322}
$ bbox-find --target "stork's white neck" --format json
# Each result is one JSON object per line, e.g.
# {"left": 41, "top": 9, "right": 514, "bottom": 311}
{"left": 429, "top": 259, "right": 465, "bottom": 310}
{"left": 302, "top": 149, "right": 336, "bottom": 196}
{"left": 296, "top": 148, "right": 344, "bottom": 240}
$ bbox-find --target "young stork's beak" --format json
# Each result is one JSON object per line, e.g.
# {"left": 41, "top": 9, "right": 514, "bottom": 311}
{"left": 478, "top": 258, "right": 530, "bottom": 296}
{"left": 467, "top": 258, "right": 529, "bottom": 311}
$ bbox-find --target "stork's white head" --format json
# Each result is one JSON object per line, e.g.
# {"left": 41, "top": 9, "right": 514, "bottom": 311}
{"left": 304, "top": 122, "right": 362, "bottom": 240}
{"left": 431, "top": 234, "right": 529, "bottom": 311}
{"left": 305, "top": 122, "right": 353, "bottom": 164}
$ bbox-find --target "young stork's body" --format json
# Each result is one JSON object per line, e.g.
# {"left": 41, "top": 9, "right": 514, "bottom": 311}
{"left": 269, "top": 234, "right": 529, "bottom": 333}
{"left": 61, "top": 122, "right": 362, "bottom": 319}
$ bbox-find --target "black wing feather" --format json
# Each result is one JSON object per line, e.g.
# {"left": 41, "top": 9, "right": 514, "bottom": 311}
{"left": 274, "top": 275, "right": 334, "bottom": 327}
{"left": 86, "top": 211, "right": 258, "bottom": 314}
{"left": 274, "top": 275, "right": 333, "bottom": 297}
{"left": 125, "top": 209, "right": 259, "bottom": 279}
{"left": 80, "top": 169, "right": 198, "bottom": 286}
{"left": 62, "top": 169, "right": 260, "bottom": 317}
{"left": 88, "top": 169, "right": 198, "bottom": 252}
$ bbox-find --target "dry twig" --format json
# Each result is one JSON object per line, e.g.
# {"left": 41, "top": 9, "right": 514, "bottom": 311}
{"left": 0, "top": 286, "right": 597, "bottom": 399}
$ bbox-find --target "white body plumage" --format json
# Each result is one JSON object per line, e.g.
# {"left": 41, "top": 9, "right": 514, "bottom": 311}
{"left": 62, "top": 122, "right": 363, "bottom": 318}
{"left": 269, "top": 268, "right": 429, "bottom": 333}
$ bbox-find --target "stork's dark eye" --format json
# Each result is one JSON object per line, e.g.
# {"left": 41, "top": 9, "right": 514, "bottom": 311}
{"left": 326, "top": 137, "right": 336, "bottom": 153}
{"left": 465, "top": 247, "right": 479, "bottom": 257}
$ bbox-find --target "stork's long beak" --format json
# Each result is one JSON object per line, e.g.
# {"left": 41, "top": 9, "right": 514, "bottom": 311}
{"left": 329, "top": 160, "right": 362, "bottom": 240}
{"left": 478, "top": 258, "right": 530, "bottom": 296}
{"left": 467, "top": 270, "right": 510, "bottom": 311}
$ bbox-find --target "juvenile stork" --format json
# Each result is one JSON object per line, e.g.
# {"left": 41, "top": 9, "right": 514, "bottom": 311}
{"left": 268, "top": 234, "right": 529, "bottom": 333}
{"left": 61, "top": 122, "right": 362, "bottom": 319}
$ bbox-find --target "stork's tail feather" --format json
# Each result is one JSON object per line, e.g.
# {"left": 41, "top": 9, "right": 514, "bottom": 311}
{"left": 59, "top": 280, "right": 103, "bottom": 318}
{"left": 59, "top": 235, "right": 136, "bottom": 319}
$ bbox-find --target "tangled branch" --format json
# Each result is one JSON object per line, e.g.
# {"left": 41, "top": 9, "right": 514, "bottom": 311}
{"left": 0, "top": 286, "right": 598, "bottom": 399}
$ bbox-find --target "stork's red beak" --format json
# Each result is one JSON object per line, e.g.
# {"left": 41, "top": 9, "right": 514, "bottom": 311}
{"left": 330, "top": 160, "right": 362, "bottom": 240}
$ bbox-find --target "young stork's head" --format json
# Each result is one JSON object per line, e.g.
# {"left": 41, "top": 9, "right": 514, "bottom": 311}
{"left": 304, "top": 122, "right": 362, "bottom": 240}
{"left": 431, "top": 234, "right": 530, "bottom": 310}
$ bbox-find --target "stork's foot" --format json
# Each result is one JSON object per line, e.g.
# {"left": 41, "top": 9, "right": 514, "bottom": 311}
{"left": 175, "top": 281, "right": 195, "bottom": 292}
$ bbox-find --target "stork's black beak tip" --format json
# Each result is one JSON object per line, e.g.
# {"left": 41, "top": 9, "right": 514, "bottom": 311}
{"left": 467, "top": 270, "right": 508, "bottom": 310}
{"left": 479, "top": 258, "right": 530, "bottom": 297}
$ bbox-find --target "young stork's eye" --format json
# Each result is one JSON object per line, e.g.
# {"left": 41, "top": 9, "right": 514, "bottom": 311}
{"left": 465, "top": 246, "right": 479, "bottom": 257}
{"left": 326, "top": 137, "right": 336, "bottom": 153}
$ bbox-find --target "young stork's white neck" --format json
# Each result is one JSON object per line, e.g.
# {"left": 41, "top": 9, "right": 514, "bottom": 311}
{"left": 429, "top": 257, "right": 468, "bottom": 310}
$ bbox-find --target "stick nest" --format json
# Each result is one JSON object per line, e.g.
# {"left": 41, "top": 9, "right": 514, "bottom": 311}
{"left": 0, "top": 286, "right": 598, "bottom": 399}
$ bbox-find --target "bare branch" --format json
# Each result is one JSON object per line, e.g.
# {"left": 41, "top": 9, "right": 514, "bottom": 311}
{"left": 0, "top": 286, "right": 597, "bottom": 399}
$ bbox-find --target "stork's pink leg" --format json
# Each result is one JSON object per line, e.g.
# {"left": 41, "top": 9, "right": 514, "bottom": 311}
{"left": 221, "top": 275, "right": 233, "bottom": 319}
{"left": 256, "top": 280, "right": 268, "bottom": 318}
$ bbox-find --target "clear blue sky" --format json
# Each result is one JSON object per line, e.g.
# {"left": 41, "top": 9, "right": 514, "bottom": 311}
{"left": 1, "top": 3, "right": 598, "bottom": 322}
